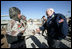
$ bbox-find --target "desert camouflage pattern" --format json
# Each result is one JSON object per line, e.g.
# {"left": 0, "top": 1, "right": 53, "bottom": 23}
{"left": 6, "top": 19, "right": 26, "bottom": 36}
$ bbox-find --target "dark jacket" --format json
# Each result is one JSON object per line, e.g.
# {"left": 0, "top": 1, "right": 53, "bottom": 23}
{"left": 40, "top": 13, "right": 68, "bottom": 40}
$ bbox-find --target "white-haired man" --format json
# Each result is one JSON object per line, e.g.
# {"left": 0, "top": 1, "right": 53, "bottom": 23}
{"left": 36, "top": 8, "right": 68, "bottom": 48}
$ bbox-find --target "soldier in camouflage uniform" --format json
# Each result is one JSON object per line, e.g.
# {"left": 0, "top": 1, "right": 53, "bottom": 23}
{"left": 6, "top": 7, "right": 26, "bottom": 48}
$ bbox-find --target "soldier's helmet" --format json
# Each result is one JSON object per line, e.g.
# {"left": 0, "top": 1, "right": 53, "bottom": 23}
{"left": 9, "top": 7, "right": 21, "bottom": 21}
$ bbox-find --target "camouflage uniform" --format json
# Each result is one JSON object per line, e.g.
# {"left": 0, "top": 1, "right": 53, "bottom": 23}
{"left": 6, "top": 19, "right": 26, "bottom": 48}
{"left": 6, "top": 7, "right": 26, "bottom": 48}
{"left": 6, "top": 19, "right": 25, "bottom": 36}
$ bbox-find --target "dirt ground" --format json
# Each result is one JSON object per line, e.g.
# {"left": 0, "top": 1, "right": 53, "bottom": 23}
{"left": 1, "top": 28, "right": 9, "bottom": 48}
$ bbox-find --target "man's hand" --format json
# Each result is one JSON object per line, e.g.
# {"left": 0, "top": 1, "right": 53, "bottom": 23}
{"left": 11, "top": 31, "right": 17, "bottom": 36}
{"left": 59, "top": 19, "right": 64, "bottom": 23}
{"left": 21, "top": 28, "right": 26, "bottom": 34}
{"left": 36, "top": 28, "right": 40, "bottom": 33}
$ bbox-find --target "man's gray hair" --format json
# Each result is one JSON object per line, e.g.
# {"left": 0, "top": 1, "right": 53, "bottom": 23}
{"left": 46, "top": 8, "right": 54, "bottom": 12}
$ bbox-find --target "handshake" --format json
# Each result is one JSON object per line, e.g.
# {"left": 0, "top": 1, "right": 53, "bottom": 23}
{"left": 32, "top": 28, "right": 40, "bottom": 35}
{"left": 29, "top": 28, "right": 41, "bottom": 35}
{"left": 36, "top": 28, "right": 40, "bottom": 33}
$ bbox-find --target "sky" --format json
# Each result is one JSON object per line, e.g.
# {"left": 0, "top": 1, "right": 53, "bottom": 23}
{"left": 1, "top": 1, "right": 71, "bottom": 20}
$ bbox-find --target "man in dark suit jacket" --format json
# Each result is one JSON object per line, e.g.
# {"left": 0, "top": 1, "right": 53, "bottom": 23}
{"left": 36, "top": 8, "right": 68, "bottom": 48}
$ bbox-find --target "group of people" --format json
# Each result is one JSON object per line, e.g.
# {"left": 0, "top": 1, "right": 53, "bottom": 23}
{"left": 6, "top": 7, "right": 69, "bottom": 48}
